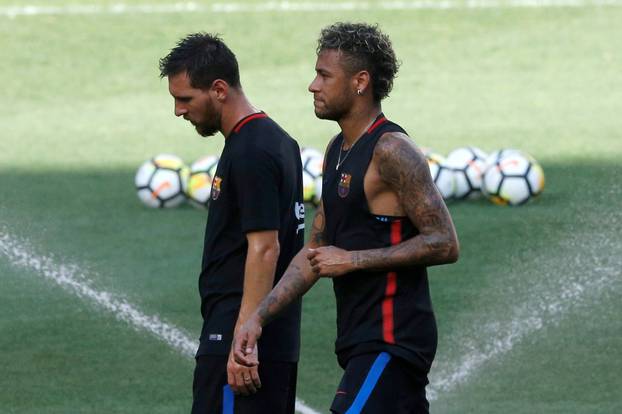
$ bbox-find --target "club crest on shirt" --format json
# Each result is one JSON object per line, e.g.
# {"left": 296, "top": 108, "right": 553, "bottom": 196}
{"left": 338, "top": 173, "right": 351, "bottom": 198}
{"left": 211, "top": 176, "right": 222, "bottom": 200}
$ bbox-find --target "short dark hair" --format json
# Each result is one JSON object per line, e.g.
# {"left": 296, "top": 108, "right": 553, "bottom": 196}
{"left": 159, "top": 32, "right": 240, "bottom": 89}
{"left": 317, "top": 22, "right": 400, "bottom": 102}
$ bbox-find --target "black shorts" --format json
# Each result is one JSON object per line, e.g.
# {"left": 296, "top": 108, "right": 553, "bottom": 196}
{"left": 330, "top": 352, "right": 429, "bottom": 414}
{"left": 191, "top": 355, "right": 297, "bottom": 414}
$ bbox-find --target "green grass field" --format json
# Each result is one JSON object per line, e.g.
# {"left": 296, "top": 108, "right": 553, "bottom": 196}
{"left": 1, "top": 1, "right": 621, "bottom": 413}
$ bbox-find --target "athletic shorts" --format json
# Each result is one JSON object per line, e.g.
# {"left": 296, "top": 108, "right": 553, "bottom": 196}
{"left": 330, "top": 352, "right": 430, "bottom": 414}
{"left": 191, "top": 355, "right": 298, "bottom": 414}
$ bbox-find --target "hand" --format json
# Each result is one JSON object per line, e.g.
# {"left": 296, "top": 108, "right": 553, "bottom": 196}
{"left": 227, "top": 347, "right": 261, "bottom": 396}
{"left": 233, "top": 316, "right": 262, "bottom": 367}
{"left": 307, "top": 246, "right": 354, "bottom": 277}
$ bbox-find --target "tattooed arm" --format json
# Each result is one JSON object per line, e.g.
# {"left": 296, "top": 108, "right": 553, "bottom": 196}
{"left": 307, "top": 132, "right": 459, "bottom": 277}
{"left": 354, "top": 132, "right": 459, "bottom": 269}
{"left": 232, "top": 201, "right": 328, "bottom": 366}
{"left": 256, "top": 201, "right": 327, "bottom": 326}
{"left": 247, "top": 132, "right": 338, "bottom": 326}
{"left": 232, "top": 137, "right": 338, "bottom": 366}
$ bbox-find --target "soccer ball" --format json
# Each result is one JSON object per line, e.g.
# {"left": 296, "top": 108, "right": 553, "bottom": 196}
{"left": 426, "top": 152, "right": 455, "bottom": 200}
{"left": 485, "top": 148, "right": 525, "bottom": 170}
{"left": 186, "top": 155, "right": 219, "bottom": 209}
{"left": 312, "top": 175, "right": 323, "bottom": 206}
{"left": 446, "top": 146, "right": 488, "bottom": 199}
{"left": 301, "top": 147, "right": 323, "bottom": 204}
{"left": 135, "top": 154, "right": 189, "bottom": 208}
{"left": 482, "top": 152, "right": 545, "bottom": 206}
{"left": 419, "top": 146, "right": 434, "bottom": 158}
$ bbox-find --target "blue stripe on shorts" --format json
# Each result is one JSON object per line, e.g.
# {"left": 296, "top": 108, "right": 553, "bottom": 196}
{"left": 345, "top": 352, "right": 392, "bottom": 414}
{"left": 222, "top": 384, "right": 233, "bottom": 414}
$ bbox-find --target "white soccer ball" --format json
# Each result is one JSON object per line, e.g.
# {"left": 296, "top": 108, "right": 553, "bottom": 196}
{"left": 301, "top": 147, "right": 323, "bottom": 204}
{"left": 312, "top": 175, "right": 323, "bottom": 206}
{"left": 482, "top": 152, "right": 545, "bottom": 206}
{"left": 419, "top": 146, "right": 435, "bottom": 158}
{"left": 446, "top": 146, "right": 488, "bottom": 200}
{"left": 186, "top": 155, "right": 219, "bottom": 209}
{"left": 426, "top": 152, "right": 455, "bottom": 200}
{"left": 135, "top": 154, "right": 189, "bottom": 208}
{"left": 485, "top": 148, "right": 525, "bottom": 170}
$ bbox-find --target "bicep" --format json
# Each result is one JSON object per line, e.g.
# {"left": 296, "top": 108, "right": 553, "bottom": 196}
{"left": 376, "top": 134, "right": 452, "bottom": 236}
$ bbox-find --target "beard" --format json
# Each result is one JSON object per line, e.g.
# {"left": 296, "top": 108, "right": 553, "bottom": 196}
{"left": 195, "top": 121, "right": 219, "bottom": 137}
{"left": 194, "top": 99, "right": 221, "bottom": 137}
{"left": 314, "top": 105, "right": 347, "bottom": 121}
{"left": 314, "top": 90, "right": 353, "bottom": 121}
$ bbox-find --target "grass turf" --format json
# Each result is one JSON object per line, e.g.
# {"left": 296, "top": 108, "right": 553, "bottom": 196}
{"left": 1, "top": 2, "right": 621, "bottom": 413}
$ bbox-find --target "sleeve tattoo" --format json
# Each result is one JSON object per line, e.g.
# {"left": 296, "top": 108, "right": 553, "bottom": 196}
{"left": 352, "top": 133, "right": 459, "bottom": 270}
{"left": 255, "top": 205, "right": 326, "bottom": 325}
{"left": 310, "top": 202, "right": 327, "bottom": 247}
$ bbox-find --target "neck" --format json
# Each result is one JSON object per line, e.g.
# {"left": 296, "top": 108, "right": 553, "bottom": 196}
{"left": 221, "top": 89, "right": 260, "bottom": 138}
{"left": 338, "top": 104, "right": 382, "bottom": 148}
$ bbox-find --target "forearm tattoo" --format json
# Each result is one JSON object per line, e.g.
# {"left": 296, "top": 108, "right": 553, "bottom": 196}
{"left": 256, "top": 263, "right": 313, "bottom": 325}
{"left": 310, "top": 204, "right": 327, "bottom": 247}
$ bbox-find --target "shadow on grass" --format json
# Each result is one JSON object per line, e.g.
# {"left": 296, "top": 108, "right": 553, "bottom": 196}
{"left": 0, "top": 160, "right": 620, "bottom": 411}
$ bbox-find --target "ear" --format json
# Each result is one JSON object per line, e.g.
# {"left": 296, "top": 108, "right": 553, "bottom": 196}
{"left": 210, "top": 79, "right": 229, "bottom": 102}
{"left": 352, "top": 70, "right": 371, "bottom": 96}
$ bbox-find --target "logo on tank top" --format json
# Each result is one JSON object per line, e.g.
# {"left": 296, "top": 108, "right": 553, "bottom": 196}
{"left": 338, "top": 173, "right": 351, "bottom": 198}
{"left": 211, "top": 176, "right": 222, "bottom": 200}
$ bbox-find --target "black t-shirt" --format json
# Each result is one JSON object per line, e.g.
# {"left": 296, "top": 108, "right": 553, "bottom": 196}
{"left": 196, "top": 112, "right": 305, "bottom": 362}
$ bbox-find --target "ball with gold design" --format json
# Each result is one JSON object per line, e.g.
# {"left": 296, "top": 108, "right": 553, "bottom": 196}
{"left": 186, "top": 155, "right": 219, "bottom": 209}
{"left": 135, "top": 154, "right": 189, "bottom": 208}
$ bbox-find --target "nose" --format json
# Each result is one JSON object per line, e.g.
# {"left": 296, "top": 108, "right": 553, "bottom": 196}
{"left": 175, "top": 104, "right": 187, "bottom": 117}
{"left": 308, "top": 75, "right": 320, "bottom": 93}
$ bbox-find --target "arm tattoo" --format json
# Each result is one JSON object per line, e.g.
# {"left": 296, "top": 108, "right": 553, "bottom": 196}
{"left": 310, "top": 203, "right": 327, "bottom": 247}
{"left": 256, "top": 262, "right": 314, "bottom": 325}
{"left": 351, "top": 133, "right": 459, "bottom": 271}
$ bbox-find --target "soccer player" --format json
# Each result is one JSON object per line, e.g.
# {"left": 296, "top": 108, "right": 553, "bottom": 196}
{"left": 159, "top": 33, "right": 304, "bottom": 414}
{"left": 233, "top": 23, "right": 459, "bottom": 413}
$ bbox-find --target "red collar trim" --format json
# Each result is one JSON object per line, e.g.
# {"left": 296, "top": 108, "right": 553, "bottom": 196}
{"left": 232, "top": 112, "right": 268, "bottom": 134}
{"left": 367, "top": 115, "right": 387, "bottom": 134}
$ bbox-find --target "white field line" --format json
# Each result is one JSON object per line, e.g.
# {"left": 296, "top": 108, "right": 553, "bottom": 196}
{"left": 427, "top": 231, "right": 621, "bottom": 400}
{"left": 1, "top": 0, "right": 622, "bottom": 18}
{"left": 0, "top": 230, "right": 321, "bottom": 414}
{"left": 2, "top": 225, "right": 619, "bottom": 410}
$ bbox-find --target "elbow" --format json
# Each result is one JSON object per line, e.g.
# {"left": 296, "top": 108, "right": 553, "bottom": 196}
{"left": 446, "top": 240, "right": 459, "bottom": 264}
{"left": 428, "top": 233, "right": 459, "bottom": 265}
{"left": 253, "top": 240, "right": 280, "bottom": 263}
{"left": 445, "top": 232, "right": 460, "bottom": 264}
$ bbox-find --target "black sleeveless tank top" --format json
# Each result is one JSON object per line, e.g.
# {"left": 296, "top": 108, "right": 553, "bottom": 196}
{"left": 322, "top": 113, "right": 437, "bottom": 374}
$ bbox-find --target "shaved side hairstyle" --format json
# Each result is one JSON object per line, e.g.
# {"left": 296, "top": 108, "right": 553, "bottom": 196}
{"left": 159, "top": 32, "right": 241, "bottom": 89}
{"left": 317, "top": 22, "right": 400, "bottom": 102}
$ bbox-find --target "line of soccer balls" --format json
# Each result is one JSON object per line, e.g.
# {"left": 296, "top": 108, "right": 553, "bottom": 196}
{"left": 133, "top": 148, "right": 325, "bottom": 209}
{"left": 134, "top": 146, "right": 544, "bottom": 209}
{"left": 424, "top": 146, "right": 545, "bottom": 205}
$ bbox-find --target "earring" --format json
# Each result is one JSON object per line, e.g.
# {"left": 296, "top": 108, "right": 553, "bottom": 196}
{"left": 357, "top": 89, "right": 363, "bottom": 95}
